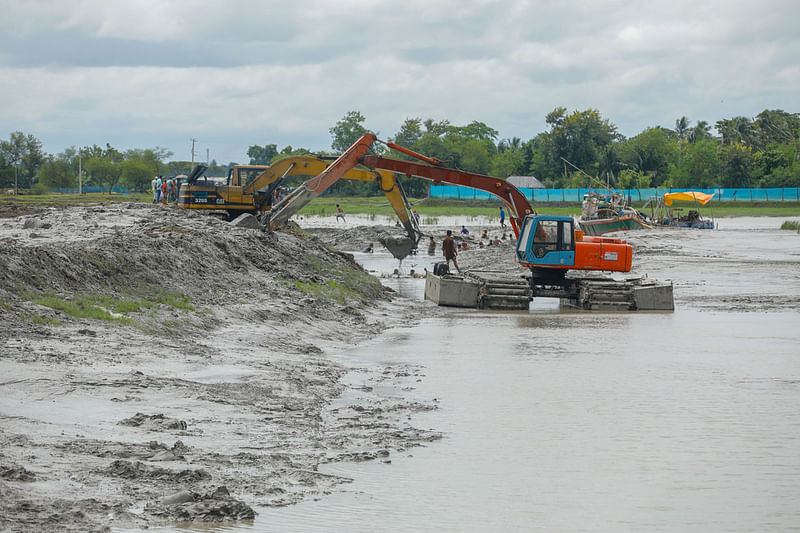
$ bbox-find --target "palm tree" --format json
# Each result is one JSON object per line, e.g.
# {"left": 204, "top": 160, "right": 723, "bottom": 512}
{"left": 675, "top": 116, "right": 690, "bottom": 141}
{"left": 755, "top": 109, "right": 800, "bottom": 146}
{"left": 597, "top": 145, "right": 621, "bottom": 186}
{"left": 675, "top": 116, "right": 690, "bottom": 169}
{"left": 688, "top": 121, "right": 711, "bottom": 143}
{"left": 716, "top": 117, "right": 759, "bottom": 147}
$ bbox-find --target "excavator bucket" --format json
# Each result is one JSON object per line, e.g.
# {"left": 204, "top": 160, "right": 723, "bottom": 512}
{"left": 379, "top": 235, "right": 417, "bottom": 260}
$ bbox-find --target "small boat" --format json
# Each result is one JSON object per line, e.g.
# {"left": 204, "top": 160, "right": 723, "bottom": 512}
{"left": 642, "top": 191, "right": 716, "bottom": 229}
{"left": 578, "top": 191, "right": 650, "bottom": 236}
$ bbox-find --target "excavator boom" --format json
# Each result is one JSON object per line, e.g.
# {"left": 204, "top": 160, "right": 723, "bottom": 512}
{"left": 360, "top": 155, "right": 533, "bottom": 238}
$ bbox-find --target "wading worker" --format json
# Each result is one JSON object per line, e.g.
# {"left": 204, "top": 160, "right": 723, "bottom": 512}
{"left": 427, "top": 236, "right": 436, "bottom": 255}
{"left": 442, "top": 230, "right": 461, "bottom": 273}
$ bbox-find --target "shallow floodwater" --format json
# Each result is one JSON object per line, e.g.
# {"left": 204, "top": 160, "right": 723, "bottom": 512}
{"left": 193, "top": 218, "right": 800, "bottom": 532}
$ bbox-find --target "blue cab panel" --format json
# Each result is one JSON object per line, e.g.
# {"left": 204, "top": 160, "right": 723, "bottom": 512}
{"left": 516, "top": 215, "right": 576, "bottom": 267}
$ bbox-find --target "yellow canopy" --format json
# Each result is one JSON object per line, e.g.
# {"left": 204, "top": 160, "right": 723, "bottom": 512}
{"left": 664, "top": 191, "right": 715, "bottom": 206}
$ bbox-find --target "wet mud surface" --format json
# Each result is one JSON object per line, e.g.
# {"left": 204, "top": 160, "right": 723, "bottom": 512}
{"left": 0, "top": 204, "right": 441, "bottom": 532}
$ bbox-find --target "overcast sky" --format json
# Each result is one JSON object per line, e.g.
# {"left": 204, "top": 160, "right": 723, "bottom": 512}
{"left": 2, "top": 0, "right": 798, "bottom": 164}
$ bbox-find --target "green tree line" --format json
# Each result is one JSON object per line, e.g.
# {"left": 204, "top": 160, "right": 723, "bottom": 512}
{"left": 0, "top": 138, "right": 236, "bottom": 193}
{"left": 3, "top": 107, "right": 798, "bottom": 195}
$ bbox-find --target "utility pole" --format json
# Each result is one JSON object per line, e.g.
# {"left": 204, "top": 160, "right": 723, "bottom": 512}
{"left": 191, "top": 138, "right": 197, "bottom": 166}
{"left": 13, "top": 157, "right": 19, "bottom": 195}
{"left": 78, "top": 152, "right": 82, "bottom": 195}
{"left": 206, "top": 148, "right": 210, "bottom": 164}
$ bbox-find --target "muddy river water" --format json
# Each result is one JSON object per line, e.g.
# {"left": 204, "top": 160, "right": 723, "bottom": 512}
{"left": 165, "top": 218, "right": 800, "bottom": 532}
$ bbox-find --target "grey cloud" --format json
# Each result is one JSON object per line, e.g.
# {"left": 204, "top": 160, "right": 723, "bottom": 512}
{"left": 0, "top": 29, "right": 359, "bottom": 68}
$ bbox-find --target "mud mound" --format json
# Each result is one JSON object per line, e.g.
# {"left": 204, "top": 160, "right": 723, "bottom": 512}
{"left": 0, "top": 204, "right": 386, "bottom": 310}
{"left": 118, "top": 413, "right": 187, "bottom": 431}
{"left": 0, "top": 496, "right": 135, "bottom": 533}
{"left": 0, "top": 204, "right": 45, "bottom": 219}
{"left": 105, "top": 460, "right": 210, "bottom": 483}
{"left": 147, "top": 486, "right": 256, "bottom": 523}
{"left": 0, "top": 464, "right": 36, "bottom": 481}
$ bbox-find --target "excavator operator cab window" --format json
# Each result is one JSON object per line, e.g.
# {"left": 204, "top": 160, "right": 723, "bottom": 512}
{"left": 242, "top": 168, "right": 263, "bottom": 186}
{"left": 531, "top": 219, "right": 574, "bottom": 260}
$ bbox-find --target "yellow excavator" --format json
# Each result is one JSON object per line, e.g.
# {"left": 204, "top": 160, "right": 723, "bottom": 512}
{"left": 178, "top": 155, "right": 421, "bottom": 243}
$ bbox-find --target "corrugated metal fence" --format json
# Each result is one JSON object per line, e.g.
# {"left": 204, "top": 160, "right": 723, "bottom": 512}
{"left": 429, "top": 185, "right": 800, "bottom": 202}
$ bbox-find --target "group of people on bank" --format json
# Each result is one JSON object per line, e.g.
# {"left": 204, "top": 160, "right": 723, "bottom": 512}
{"left": 151, "top": 176, "right": 182, "bottom": 204}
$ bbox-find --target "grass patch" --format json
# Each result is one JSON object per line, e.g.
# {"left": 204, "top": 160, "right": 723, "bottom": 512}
{"left": 293, "top": 279, "right": 359, "bottom": 304}
{"left": 294, "top": 280, "right": 320, "bottom": 295}
{"left": 781, "top": 220, "right": 800, "bottom": 231}
{"left": 30, "top": 315, "right": 62, "bottom": 326}
{"left": 32, "top": 295, "right": 133, "bottom": 325}
{"left": 29, "top": 291, "right": 195, "bottom": 324}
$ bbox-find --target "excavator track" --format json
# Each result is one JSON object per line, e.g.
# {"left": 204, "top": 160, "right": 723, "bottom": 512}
{"left": 465, "top": 271, "right": 532, "bottom": 310}
{"left": 426, "top": 269, "right": 673, "bottom": 312}
{"left": 537, "top": 276, "right": 674, "bottom": 311}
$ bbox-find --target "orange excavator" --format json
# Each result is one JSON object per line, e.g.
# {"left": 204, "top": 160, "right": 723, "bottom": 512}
{"left": 268, "top": 133, "right": 633, "bottom": 289}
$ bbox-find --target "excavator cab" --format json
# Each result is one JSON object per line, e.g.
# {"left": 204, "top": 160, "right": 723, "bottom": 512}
{"left": 517, "top": 213, "right": 633, "bottom": 277}
{"left": 226, "top": 165, "right": 271, "bottom": 187}
{"left": 516, "top": 215, "right": 576, "bottom": 267}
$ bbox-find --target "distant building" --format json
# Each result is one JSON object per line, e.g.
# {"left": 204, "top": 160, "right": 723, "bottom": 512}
{"left": 506, "top": 176, "right": 545, "bottom": 189}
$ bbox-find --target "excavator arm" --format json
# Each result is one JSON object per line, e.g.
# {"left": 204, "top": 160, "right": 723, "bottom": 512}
{"left": 265, "top": 135, "right": 419, "bottom": 243}
{"left": 244, "top": 155, "right": 411, "bottom": 223}
{"left": 360, "top": 155, "right": 533, "bottom": 238}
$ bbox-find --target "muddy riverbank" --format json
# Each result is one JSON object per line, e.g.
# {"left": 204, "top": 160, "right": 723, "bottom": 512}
{"left": 0, "top": 204, "right": 442, "bottom": 532}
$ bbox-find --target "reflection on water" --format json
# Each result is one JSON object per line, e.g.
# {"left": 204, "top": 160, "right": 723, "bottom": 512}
{"left": 193, "top": 220, "right": 800, "bottom": 532}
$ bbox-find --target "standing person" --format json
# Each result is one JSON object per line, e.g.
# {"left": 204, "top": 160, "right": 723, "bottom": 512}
{"left": 151, "top": 176, "right": 158, "bottom": 203}
{"left": 499, "top": 206, "right": 506, "bottom": 228}
{"left": 161, "top": 178, "right": 168, "bottom": 204}
{"left": 156, "top": 176, "right": 163, "bottom": 204}
{"left": 442, "top": 230, "right": 461, "bottom": 273}
{"left": 413, "top": 209, "right": 420, "bottom": 225}
{"left": 336, "top": 204, "right": 345, "bottom": 222}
